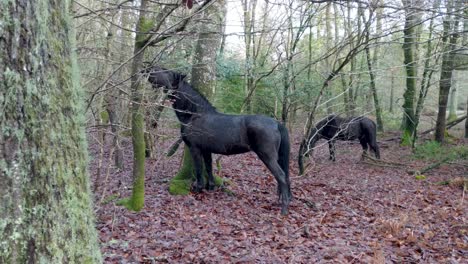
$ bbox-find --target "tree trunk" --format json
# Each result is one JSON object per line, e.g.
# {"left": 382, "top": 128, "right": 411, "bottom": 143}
{"left": 0, "top": 1, "right": 101, "bottom": 262}
{"left": 124, "top": 0, "right": 151, "bottom": 211}
{"left": 324, "top": 3, "right": 333, "bottom": 114}
{"left": 363, "top": 4, "right": 383, "bottom": 132}
{"left": 465, "top": 96, "right": 468, "bottom": 138}
{"left": 390, "top": 70, "right": 395, "bottom": 113}
{"left": 401, "top": 0, "right": 418, "bottom": 143}
{"left": 241, "top": 0, "right": 257, "bottom": 113}
{"left": 435, "top": 0, "right": 461, "bottom": 143}
{"left": 412, "top": 0, "right": 440, "bottom": 147}
{"left": 169, "top": 0, "right": 226, "bottom": 194}
{"left": 447, "top": 79, "right": 458, "bottom": 122}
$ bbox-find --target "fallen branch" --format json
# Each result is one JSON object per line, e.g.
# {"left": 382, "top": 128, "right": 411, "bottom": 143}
{"left": 360, "top": 153, "right": 408, "bottom": 168}
{"left": 406, "top": 156, "right": 452, "bottom": 175}
{"left": 420, "top": 115, "right": 467, "bottom": 135}
{"left": 381, "top": 115, "right": 467, "bottom": 141}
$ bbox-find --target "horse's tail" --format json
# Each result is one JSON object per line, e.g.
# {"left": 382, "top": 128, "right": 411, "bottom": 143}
{"left": 362, "top": 118, "right": 380, "bottom": 159}
{"left": 278, "top": 123, "right": 291, "bottom": 196}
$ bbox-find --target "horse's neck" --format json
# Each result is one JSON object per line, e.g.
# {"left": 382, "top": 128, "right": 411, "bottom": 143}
{"left": 170, "top": 85, "right": 215, "bottom": 123}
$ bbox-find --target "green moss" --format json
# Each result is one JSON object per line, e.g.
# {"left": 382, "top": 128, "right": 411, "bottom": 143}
{"left": 102, "top": 194, "right": 120, "bottom": 205}
{"left": 168, "top": 146, "right": 224, "bottom": 195}
{"left": 100, "top": 110, "right": 109, "bottom": 124}
{"left": 415, "top": 174, "right": 426, "bottom": 180}
{"left": 168, "top": 179, "right": 192, "bottom": 195}
{"left": 126, "top": 110, "right": 146, "bottom": 211}
{"left": 400, "top": 129, "right": 413, "bottom": 146}
{"left": 135, "top": 18, "right": 153, "bottom": 48}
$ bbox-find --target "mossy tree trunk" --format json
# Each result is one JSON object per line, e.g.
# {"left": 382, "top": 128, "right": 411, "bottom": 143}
{"left": 123, "top": 0, "right": 150, "bottom": 211}
{"left": 401, "top": 0, "right": 418, "bottom": 144}
{"left": 169, "top": 0, "right": 226, "bottom": 194}
{"left": 0, "top": 0, "right": 101, "bottom": 262}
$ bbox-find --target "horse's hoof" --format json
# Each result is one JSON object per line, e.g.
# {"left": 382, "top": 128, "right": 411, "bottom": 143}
{"left": 192, "top": 185, "right": 204, "bottom": 193}
{"left": 206, "top": 184, "right": 216, "bottom": 191}
{"left": 281, "top": 207, "right": 289, "bottom": 216}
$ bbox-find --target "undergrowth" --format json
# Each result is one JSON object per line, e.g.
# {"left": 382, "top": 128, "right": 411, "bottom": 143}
{"left": 413, "top": 140, "right": 468, "bottom": 161}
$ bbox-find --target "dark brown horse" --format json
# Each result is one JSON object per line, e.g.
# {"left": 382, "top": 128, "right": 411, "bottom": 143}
{"left": 307, "top": 115, "right": 380, "bottom": 161}
{"left": 144, "top": 66, "right": 292, "bottom": 215}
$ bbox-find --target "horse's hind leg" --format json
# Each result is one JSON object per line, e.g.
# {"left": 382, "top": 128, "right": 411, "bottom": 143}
{"left": 359, "top": 138, "right": 368, "bottom": 159}
{"left": 189, "top": 147, "right": 204, "bottom": 192}
{"left": 202, "top": 152, "right": 215, "bottom": 191}
{"left": 328, "top": 140, "right": 336, "bottom": 161}
{"left": 369, "top": 141, "right": 380, "bottom": 159}
{"left": 255, "top": 151, "right": 290, "bottom": 215}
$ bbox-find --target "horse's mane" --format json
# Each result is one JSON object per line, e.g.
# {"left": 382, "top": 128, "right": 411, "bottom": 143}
{"left": 174, "top": 80, "right": 217, "bottom": 114}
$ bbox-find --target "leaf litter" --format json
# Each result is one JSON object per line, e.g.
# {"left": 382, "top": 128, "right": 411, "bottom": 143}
{"left": 89, "top": 126, "right": 467, "bottom": 263}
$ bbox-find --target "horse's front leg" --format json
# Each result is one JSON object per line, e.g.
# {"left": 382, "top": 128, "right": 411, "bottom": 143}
{"left": 328, "top": 140, "right": 336, "bottom": 161}
{"left": 189, "top": 147, "right": 204, "bottom": 192}
{"left": 202, "top": 152, "right": 215, "bottom": 191}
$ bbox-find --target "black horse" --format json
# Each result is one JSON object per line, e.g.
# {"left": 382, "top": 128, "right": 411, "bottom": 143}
{"left": 307, "top": 115, "right": 380, "bottom": 161}
{"left": 145, "top": 66, "right": 292, "bottom": 215}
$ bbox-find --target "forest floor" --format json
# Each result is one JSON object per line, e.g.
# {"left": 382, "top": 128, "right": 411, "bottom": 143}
{"left": 89, "top": 125, "right": 467, "bottom": 263}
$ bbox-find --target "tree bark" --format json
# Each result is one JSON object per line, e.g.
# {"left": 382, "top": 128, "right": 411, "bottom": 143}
{"left": 412, "top": 0, "right": 440, "bottom": 146}
{"left": 125, "top": 0, "right": 150, "bottom": 211}
{"left": 435, "top": 0, "right": 461, "bottom": 143}
{"left": 0, "top": 1, "right": 101, "bottom": 262}
{"left": 447, "top": 78, "right": 458, "bottom": 122}
{"left": 241, "top": 0, "right": 257, "bottom": 113}
{"left": 465, "top": 96, "right": 468, "bottom": 138}
{"left": 363, "top": 3, "right": 383, "bottom": 132}
{"left": 401, "top": 0, "right": 418, "bottom": 143}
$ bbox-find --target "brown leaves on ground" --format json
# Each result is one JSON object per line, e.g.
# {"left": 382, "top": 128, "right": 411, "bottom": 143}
{"left": 89, "top": 128, "right": 467, "bottom": 263}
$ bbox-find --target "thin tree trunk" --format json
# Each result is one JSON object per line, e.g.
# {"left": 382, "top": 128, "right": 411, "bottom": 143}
{"left": 363, "top": 5, "right": 383, "bottom": 132}
{"left": 447, "top": 78, "right": 458, "bottom": 122}
{"left": 0, "top": 0, "right": 101, "bottom": 262}
{"left": 465, "top": 96, "right": 468, "bottom": 138}
{"left": 412, "top": 0, "right": 441, "bottom": 146}
{"left": 125, "top": 0, "right": 150, "bottom": 211}
{"left": 104, "top": 23, "right": 124, "bottom": 170}
{"left": 390, "top": 70, "right": 395, "bottom": 113}
{"left": 241, "top": 0, "right": 257, "bottom": 113}
{"left": 324, "top": 3, "right": 333, "bottom": 114}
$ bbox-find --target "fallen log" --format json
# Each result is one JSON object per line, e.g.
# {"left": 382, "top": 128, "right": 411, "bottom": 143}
{"left": 381, "top": 115, "right": 467, "bottom": 141}
{"left": 420, "top": 115, "right": 467, "bottom": 135}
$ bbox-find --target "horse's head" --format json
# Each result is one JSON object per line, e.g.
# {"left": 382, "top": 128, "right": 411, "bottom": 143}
{"left": 145, "top": 65, "right": 186, "bottom": 91}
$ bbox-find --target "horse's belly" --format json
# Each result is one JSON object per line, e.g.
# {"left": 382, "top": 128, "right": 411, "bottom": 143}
{"left": 209, "top": 144, "right": 251, "bottom": 155}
